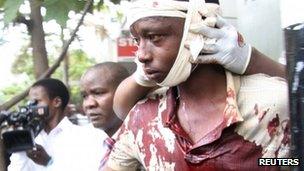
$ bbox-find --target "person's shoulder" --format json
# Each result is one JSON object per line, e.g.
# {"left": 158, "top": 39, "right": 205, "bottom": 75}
{"left": 236, "top": 73, "right": 288, "bottom": 118}
{"left": 79, "top": 124, "right": 108, "bottom": 138}
{"left": 130, "top": 87, "right": 170, "bottom": 114}
{"left": 235, "top": 74, "right": 290, "bottom": 158}
{"left": 239, "top": 73, "right": 287, "bottom": 91}
{"left": 66, "top": 122, "right": 108, "bottom": 142}
{"left": 237, "top": 73, "right": 287, "bottom": 110}
{"left": 123, "top": 87, "right": 170, "bottom": 130}
{"left": 139, "top": 87, "right": 169, "bottom": 103}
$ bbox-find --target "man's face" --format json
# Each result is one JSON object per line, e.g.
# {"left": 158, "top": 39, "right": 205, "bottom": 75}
{"left": 131, "top": 17, "right": 184, "bottom": 83}
{"left": 29, "top": 86, "right": 54, "bottom": 121}
{"left": 80, "top": 70, "right": 117, "bottom": 129}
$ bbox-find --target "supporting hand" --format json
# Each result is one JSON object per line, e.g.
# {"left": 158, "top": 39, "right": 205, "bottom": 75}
{"left": 189, "top": 15, "right": 251, "bottom": 74}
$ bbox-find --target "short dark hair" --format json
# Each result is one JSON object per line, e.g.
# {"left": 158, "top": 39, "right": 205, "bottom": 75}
{"left": 32, "top": 78, "right": 70, "bottom": 110}
{"left": 84, "top": 62, "right": 130, "bottom": 89}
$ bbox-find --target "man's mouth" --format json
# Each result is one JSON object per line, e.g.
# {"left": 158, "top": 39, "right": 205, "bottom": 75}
{"left": 144, "top": 68, "right": 162, "bottom": 80}
{"left": 87, "top": 112, "right": 101, "bottom": 119}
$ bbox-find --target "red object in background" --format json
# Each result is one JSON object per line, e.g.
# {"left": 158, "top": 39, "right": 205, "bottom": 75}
{"left": 117, "top": 37, "right": 137, "bottom": 58}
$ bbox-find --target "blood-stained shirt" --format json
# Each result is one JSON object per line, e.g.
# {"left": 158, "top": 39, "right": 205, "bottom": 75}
{"left": 107, "top": 72, "right": 290, "bottom": 171}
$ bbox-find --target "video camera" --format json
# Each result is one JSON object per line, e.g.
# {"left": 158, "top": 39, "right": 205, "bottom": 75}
{"left": 0, "top": 100, "right": 48, "bottom": 153}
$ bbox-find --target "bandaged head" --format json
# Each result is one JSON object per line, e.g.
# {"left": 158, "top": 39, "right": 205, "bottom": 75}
{"left": 128, "top": 0, "right": 220, "bottom": 87}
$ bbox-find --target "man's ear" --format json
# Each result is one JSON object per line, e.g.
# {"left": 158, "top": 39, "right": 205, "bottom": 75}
{"left": 52, "top": 97, "right": 62, "bottom": 108}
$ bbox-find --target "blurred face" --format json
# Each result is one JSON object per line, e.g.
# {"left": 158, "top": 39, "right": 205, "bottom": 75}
{"left": 131, "top": 17, "right": 184, "bottom": 83}
{"left": 80, "top": 70, "right": 118, "bottom": 129}
{"left": 28, "top": 86, "right": 55, "bottom": 121}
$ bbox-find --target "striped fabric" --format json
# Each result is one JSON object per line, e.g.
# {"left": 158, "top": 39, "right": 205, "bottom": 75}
{"left": 98, "top": 137, "right": 116, "bottom": 171}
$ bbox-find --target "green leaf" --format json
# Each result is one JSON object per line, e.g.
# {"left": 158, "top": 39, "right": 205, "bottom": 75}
{"left": 3, "top": 0, "right": 24, "bottom": 25}
{"left": 1, "top": 82, "right": 31, "bottom": 108}
{"left": 44, "top": 0, "right": 68, "bottom": 27}
{"left": 43, "top": 0, "right": 86, "bottom": 28}
{"left": 51, "top": 49, "right": 96, "bottom": 104}
{"left": 0, "top": 0, "right": 6, "bottom": 8}
{"left": 11, "top": 46, "right": 35, "bottom": 78}
{"left": 73, "top": 0, "right": 86, "bottom": 13}
{"left": 96, "top": 0, "right": 104, "bottom": 11}
{"left": 116, "top": 11, "right": 124, "bottom": 22}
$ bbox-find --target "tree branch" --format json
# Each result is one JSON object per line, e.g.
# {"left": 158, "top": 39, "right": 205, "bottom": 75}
{"left": 0, "top": 0, "right": 93, "bottom": 111}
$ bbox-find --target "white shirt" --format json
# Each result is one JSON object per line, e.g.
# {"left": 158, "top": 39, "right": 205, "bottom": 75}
{"left": 8, "top": 117, "right": 109, "bottom": 171}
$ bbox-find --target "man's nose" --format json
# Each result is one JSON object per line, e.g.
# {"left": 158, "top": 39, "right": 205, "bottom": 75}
{"left": 83, "top": 95, "right": 97, "bottom": 109}
{"left": 136, "top": 43, "right": 152, "bottom": 64}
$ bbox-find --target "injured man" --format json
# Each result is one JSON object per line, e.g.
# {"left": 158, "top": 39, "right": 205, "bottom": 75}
{"left": 105, "top": 0, "right": 290, "bottom": 170}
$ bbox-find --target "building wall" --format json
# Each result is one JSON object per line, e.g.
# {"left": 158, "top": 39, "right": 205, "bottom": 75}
{"left": 220, "top": 0, "right": 283, "bottom": 61}
{"left": 281, "top": 0, "right": 304, "bottom": 28}
{"left": 219, "top": 0, "right": 238, "bottom": 27}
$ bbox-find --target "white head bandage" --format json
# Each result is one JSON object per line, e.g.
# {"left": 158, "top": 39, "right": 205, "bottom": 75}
{"left": 129, "top": 0, "right": 218, "bottom": 87}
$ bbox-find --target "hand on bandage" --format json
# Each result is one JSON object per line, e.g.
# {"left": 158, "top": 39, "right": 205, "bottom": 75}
{"left": 189, "top": 15, "right": 252, "bottom": 74}
{"left": 133, "top": 57, "right": 157, "bottom": 87}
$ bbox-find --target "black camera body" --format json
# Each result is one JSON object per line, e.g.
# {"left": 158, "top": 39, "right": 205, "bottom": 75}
{"left": 0, "top": 101, "right": 48, "bottom": 153}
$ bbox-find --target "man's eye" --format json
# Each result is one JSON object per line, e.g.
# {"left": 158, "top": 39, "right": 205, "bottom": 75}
{"left": 148, "top": 34, "right": 163, "bottom": 42}
{"left": 81, "top": 93, "right": 87, "bottom": 99}
{"left": 93, "top": 91, "right": 105, "bottom": 96}
{"left": 133, "top": 37, "right": 140, "bottom": 45}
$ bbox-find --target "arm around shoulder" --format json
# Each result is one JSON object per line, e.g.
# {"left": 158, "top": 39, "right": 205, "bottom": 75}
{"left": 244, "top": 47, "right": 286, "bottom": 78}
{"left": 113, "top": 74, "right": 153, "bottom": 120}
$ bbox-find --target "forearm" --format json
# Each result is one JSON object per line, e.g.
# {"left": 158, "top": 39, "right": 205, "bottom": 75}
{"left": 113, "top": 74, "right": 153, "bottom": 120}
{"left": 245, "top": 47, "right": 286, "bottom": 78}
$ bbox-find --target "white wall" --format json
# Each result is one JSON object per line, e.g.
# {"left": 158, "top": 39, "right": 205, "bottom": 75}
{"left": 281, "top": 0, "right": 304, "bottom": 28}
{"left": 219, "top": 0, "right": 238, "bottom": 27}
{"left": 220, "top": 0, "right": 283, "bottom": 61}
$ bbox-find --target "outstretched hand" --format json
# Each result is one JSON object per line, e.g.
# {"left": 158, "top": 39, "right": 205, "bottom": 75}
{"left": 26, "top": 144, "right": 51, "bottom": 166}
{"left": 189, "top": 15, "right": 252, "bottom": 74}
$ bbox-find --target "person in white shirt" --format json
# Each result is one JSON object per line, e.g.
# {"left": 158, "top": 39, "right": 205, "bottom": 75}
{"left": 8, "top": 78, "right": 108, "bottom": 171}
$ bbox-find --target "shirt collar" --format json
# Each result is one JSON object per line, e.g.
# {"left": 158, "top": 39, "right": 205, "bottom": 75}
{"left": 55, "top": 117, "right": 73, "bottom": 131}
{"left": 41, "top": 117, "right": 73, "bottom": 136}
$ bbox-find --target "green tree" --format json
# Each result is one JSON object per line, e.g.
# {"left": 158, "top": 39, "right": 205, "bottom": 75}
{"left": 1, "top": 0, "right": 87, "bottom": 79}
{"left": 11, "top": 45, "right": 35, "bottom": 79}
{"left": 0, "top": 0, "right": 123, "bottom": 168}
{"left": 0, "top": 0, "right": 123, "bottom": 110}
{"left": 7, "top": 48, "right": 95, "bottom": 106}
{"left": 53, "top": 49, "right": 96, "bottom": 104}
